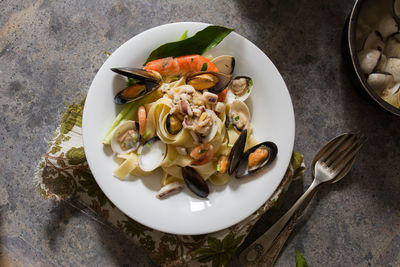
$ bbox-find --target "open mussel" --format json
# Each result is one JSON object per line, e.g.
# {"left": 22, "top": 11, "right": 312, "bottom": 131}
{"left": 228, "top": 129, "right": 247, "bottom": 175}
{"left": 111, "top": 67, "right": 162, "bottom": 104}
{"left": 182, "top": 166, "right": 209, "bottom": 198}
{"left": 166, "top": 114, "right": 183, "bottom": 135}
{"left": 235, "top": 142, "right": 278, "bottom": 178}
{"left": 186, "top": 71, "right": 232, "bottom": 94}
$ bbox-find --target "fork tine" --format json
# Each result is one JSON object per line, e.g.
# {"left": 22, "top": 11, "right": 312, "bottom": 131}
{"left": 324, "top": 134, "right": 358, "bottom": 165}
{"left": 331, "top": 136, "right": 367, "bottom": 175}
{"left": 319, "top": 133, "right": 352, "bottom": 163}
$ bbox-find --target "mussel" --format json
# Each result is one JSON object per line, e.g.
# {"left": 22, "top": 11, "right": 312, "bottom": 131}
{"left": 227, "top": 129, "right": 278, "bottom": 178}
{"left": 228, "top": 129, "right": 247, "bottom": 175}
{"left": 111, "top": 67, "right": 162, "bottom": 104}
{"left": 235, "top": 142, "right": 278, "bottom": 178}
{"left": 186, "top": 71, "right": 232, "bottom": 94}
{"left": 182, "top": 166, "right": 209, "bottom": 198}
{"left": 166, "top": 114, "right": 183, "bottom": 135}
{"left": 138, "top": 137, "right": 167, "bottom": 172}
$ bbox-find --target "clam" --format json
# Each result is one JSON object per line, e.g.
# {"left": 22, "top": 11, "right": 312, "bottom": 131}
{"left": 186, "top": 71, "right": 232, "bottom": 94}
{"left": 226, "top": 76, "right": 253, "bottom": 104}
{"left": 367, "top": 72, "right": 394, "bottom": 92}
{"left": 228, "top": 129, "right": 247, "bottom": 175}
{"left": 358, "top": 49, "right": 381, "bottom": 75}
{"left": 138, "top": 137, "right": 167, "bottom": 172}
{"left": 228, "top": 100, "right": 251, "bottom": 131}
{"left": 111, "top": 67, "right": 161, "bottom": 104}
{"left": 156, "top": 182, "right": 183, "bottom": 199}
{"left": 363, "top": 31, "right": 384, "bottom": 51}
{"left": 383, "top": 57, "right": 400, "bottom": 82}
{"left": 384, "top": 33, "right": 400, "bottom": 57}
{"left": 378, "top": 15, "right": 398, "bottom": 40}
{"left": 166, "top": 114, "right": 183, "bottom": 134}
{"left": 235, "top": 142, "right": 278, "bottom": 178}
{"left": 394, "top": 0, "right": 400, "bottom": 22}
{"left": 111, "top": 120, "right": 140, "bottom": 154}
{"left": 211, "top": 55, "right": 235, "bottom": 74}
{"left": 182, "top": 166, "right": 209, "bottom": 198}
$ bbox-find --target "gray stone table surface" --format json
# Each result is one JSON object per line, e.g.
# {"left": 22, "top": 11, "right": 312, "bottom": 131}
{"left": 1, "top": 0, "right": 399, "bottom": 266}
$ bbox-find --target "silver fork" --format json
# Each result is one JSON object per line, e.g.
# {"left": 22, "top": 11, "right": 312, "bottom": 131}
{"left": 239, "top": 133, "right": 367, "bottom": 266}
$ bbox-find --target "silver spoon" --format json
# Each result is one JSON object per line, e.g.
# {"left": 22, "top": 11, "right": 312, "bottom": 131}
{"left": 239, "top": 133, "right": 367, "bottom": 266}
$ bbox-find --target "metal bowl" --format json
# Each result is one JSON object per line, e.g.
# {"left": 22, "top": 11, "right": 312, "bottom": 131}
{"left": 344, "top": 0, "right": 400, "bottom": 116}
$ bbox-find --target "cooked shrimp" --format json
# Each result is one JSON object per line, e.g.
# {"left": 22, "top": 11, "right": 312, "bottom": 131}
{"left": 144, "top": 55, "right": 219, "bottom": 76}
{"left": 190, "top": 143, "right": 215, "bottom": 165}
{"left": 138, "top": 105, "right": 146, "bottom": 135}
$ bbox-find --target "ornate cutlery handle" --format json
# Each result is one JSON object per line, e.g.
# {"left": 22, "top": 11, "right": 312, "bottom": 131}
{"left": 239, "top": 185, "right": 318, "bottom": 266}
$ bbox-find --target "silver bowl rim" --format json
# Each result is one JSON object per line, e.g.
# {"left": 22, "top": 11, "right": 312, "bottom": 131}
{"left": 348, "top": 0, "right": 400, "bottom": 116}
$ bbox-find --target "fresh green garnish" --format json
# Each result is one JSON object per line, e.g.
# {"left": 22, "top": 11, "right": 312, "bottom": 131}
{"left": 142, "top": 130, "right": 151, "bottom": 139}
{"left": 145, "top": 143, "right": 151, "bottom": 148}
{"left": 228, "top": 122, "right": 233, "bottom": 129}
{"left": 234, "top": 115, "right": 240, "bottom": 121}
{"left": 216, "top": 164, "right": 221, "bottom": 171}
{"left": 295, "top": 250, "right": 309, "bottom": 267}
{"left": 201, "top": 63, "right": 208, "bottom": 71}
{"left": 248, "top": 79, "right": 253, "bottom": 86}
{"left": 126, "top": 78, "right": 139, "bottom": 87}
{"left": 168, "top": 158, "right": 173, "bottom": 163}
{"left": 178, "top": 30, "right": 188, "bottom": 41}
{"left": 199, "top": 149, "right": 208, "bottom": 154}
{"left": 144, "top": 25, "right": 234, "bottom": 64}
{"left": 131, "top": 136, "right": 137, "bottom": 143}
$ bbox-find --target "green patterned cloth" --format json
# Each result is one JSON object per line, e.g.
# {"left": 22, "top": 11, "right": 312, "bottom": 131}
{"left": 35, "top": 98, "right": 305, "bottom": 267}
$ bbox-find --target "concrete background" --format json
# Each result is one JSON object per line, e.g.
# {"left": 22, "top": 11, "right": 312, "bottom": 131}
{"left": 1, "top": 0, "right": 399, "bottom": 266}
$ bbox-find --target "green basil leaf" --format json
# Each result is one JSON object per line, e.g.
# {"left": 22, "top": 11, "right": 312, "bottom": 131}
{"left": 296, "top": 250, "right": 309, "bottom": 267}
{"left": 144, "top": 25, "right": 234, "bottom": 64}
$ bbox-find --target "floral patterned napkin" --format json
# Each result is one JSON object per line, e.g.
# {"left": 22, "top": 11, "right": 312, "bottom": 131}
{"left": 35, "top": 97, "right": 305, "bottom": 267}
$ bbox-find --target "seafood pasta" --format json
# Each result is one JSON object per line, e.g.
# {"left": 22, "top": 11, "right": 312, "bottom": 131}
{"left": 106, "top": 54, "right": 278, "bottom": 199}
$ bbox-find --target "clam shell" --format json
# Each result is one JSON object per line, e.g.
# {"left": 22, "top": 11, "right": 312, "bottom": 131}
{"left": 226, "top": 76, "right": 253, "bottom": 104}
{"left": 211, "top": 55, "right": 235, "bottom": 74}
{"left": 138, "top": 137, "right": 167, "bottom": 172}
{"left": 111, "top": 121, "right": 140, "bottom": 154}
{"left": 228, "top": 100, "right": 251, "bottom": 131}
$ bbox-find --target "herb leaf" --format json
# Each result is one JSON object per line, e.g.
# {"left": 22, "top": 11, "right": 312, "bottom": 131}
{"left": 178, "top": 30, "right": 188, "bottom": 40}
{"left": 144, "top": 25, "right": 234, "bottom": 64}
{"left": 296, "top": 250, "right": 309, "bottom": 267}
{"left": 201, "top": 62, "right": 208, "bottom": 71}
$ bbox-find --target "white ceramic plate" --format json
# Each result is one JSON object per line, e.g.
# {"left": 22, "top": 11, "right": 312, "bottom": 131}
{"left": 83, "top": 22, "right": 294, "bottom": 235}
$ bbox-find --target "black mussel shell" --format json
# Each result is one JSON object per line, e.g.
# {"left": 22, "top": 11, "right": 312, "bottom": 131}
{"left": 166, "top": 114, "right": 183, "bottom": 135}
{"left": 186, "top": 71, "right": 232, "bottom": 94}
{"left": 228, "top": 129, "right": 247, "bottom": 175}
{"left": 235, "top": 141, "right": 278, "bottom": 179}
{"left": 111, "top": 67, "right": 161, "bottom": 82}
{"left": 114, "top": 80, "right": 160, "bottom": 104}
{"left": 182, "top": 166, "right": 209, "bottom": 198}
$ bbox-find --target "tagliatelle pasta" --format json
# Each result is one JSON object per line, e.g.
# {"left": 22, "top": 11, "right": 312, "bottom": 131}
{"left": 104, "top": 52, "right": 279, "bottom": 199}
